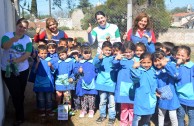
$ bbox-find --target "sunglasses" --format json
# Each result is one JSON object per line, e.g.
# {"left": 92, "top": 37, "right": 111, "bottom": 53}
{"left": 83, "top": 51, "right": 91, "bottom": 54}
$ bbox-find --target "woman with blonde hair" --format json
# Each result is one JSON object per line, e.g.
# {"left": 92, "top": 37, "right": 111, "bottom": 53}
{"left": 34, "top": 17, "right": 68, "bottom": 42}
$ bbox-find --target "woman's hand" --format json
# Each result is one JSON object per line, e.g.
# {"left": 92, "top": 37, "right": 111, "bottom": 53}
{"left": 87, "top": 23, "right": 92, "bottom": 33}
{"left": 143, "top": 34, "right": 152, "bottom": 43}
{"left": 36, "top": 25, "right": 41, "bottom": 34}
{"left": 122, "top": 32, "right": 127, "bottom": 40}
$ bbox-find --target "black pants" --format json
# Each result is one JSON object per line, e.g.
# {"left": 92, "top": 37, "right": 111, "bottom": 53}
{"left": 2, "top": 69, "right": 29, "bottom": 121}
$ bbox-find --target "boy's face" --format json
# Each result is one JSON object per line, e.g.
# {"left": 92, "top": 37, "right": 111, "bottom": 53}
{"left": 176, "top": 49, "right": 190, "bottom": 64}
{"left": 135, "top": 46, "right": 144, "bottom": 58}
{"left": 82, "top": 51, "right": 91, "bottom": 60}
{"left": 58, "top": 41, "right": 67, "bottom": 48}
{"left": 112, "top": 48, "right": 122, "bottom": 55}
{"left": 124, "top": 49, "right": 134, "bottom": 59}
{"left": 141, "top": 57, "right": 152, "bottom": 70}
{"left": 161, "top": 47, "right": 170, "bottom": 55}
{"left": 102, "top": 47, "right": 112, "bottom": 56}
{"left": 38, "top": 49, "right": 47, "bottom": 59}
{"left": 59, "top": 52, "right": 67, "bottom": 60}
{"left": 67, "top": 41, "right": 75, "bottom": 48}
{"left": 47, "top": 46, "right": 56, "bottom": 54}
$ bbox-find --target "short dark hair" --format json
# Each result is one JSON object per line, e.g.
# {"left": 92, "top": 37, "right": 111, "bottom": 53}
{"left": 140, "top": 52, "right": 152, "bottom": 61}
{"left": 57, "top": 46, "right": 67, "bottom": 54}
{"left": 122, "top": 41, "right": 136, "bottom": 52}
{"left": 113, "top": 42, "right": 123, "bottom": 51}
{"left": 102, "top": 41, "right": 112, "bottom": 49}
{"left": 95, "top": 11, "right": 106, "bottom": 19}
{"left": 38, "top": 45, "right": 47, "bottom": 53}
{"left": 162, "top": 42, "right": 175, "bottom": 55}
{"left": 16, "top": 18, "right": 29, "bottom": 26}
{"left": 67, "top": 37, "right": 73, "bottom": 42}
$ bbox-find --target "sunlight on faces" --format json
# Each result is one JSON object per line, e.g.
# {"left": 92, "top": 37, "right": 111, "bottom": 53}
{"left": 176, "top": 49, "right": 190, "bottom": 64}
{"left": 141, "top": 57, "right": 152, "bottom": 70}
{"left": 47, "top": 46, "right": 56, "bottom": 54}
{"left": 96, "top": 15, "right": 107, "bottom": 27}
{"left": 153, "top": 58, "right": 164, "bottom": 69}
{"left": 124, "top": 49, "right": 134, "bottom": 59}
{"left": 48, "top": 21, "right": 57, "bottom": 32}
{"left": 135, "top": 46, "right": 145, "bottom": 58}
{"left": 38, "top": 50, "right": 47, "bottom": 59}
{"left": 112, "top": 48, "right": 122, "bottom": 55}
{"left": 59, "top": 53, "right": 67, "bottom": 60}
{"left": 16, "top": 22, "right": 28, "bottom": 35}
{"left": 138, "top": 17, "right": 148, "bottom": 30}
{"left": 82, "top": 51, "right": 92, "bottom": 60}
{"left": 102, "top": 47, "right": 112, "bottom": 57}
{"left": 58, "top": 41, "right": 67, "bottom": 48}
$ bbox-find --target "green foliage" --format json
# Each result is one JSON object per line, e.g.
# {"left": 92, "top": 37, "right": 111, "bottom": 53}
{"left": 31, "top": 0, "right": 37, "bottom": 17}
{"left": 170, "top": 7, "right": 187, "bottom": 14}
{"left": 58, "top": 26, "right": 71, "bottom": 30}
{"left": 76, "top": 37, "right": 85, "bottom": 43}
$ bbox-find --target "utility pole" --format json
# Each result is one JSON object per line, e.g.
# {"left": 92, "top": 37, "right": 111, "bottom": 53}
{"left": 127, "top": 0, "right": 132, "bottom": 31}
{"left": 49, "top": 0, "right": 51, "bottom": 16}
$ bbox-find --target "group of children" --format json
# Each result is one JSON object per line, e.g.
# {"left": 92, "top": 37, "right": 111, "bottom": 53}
{"left": 29, "top": 37, "right": 194, "bottom": 126}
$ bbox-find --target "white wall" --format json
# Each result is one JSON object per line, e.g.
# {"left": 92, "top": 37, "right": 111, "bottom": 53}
{"left": 0, "top": 1, "right": 16, "bottom": 126}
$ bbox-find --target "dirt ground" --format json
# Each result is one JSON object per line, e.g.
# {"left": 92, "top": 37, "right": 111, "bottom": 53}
{"left": 3, "top": 81, "right": 160, "bottom": 126}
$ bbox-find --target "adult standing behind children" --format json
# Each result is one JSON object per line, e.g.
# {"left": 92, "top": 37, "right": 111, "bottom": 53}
{"left": 34, "top": 17, "right": 68, "bottom": 43}
{"left": 87, "top": 11, "right": 121, "bottom": 54}
{"left": 1, "top": 18, "right": 32, "bottom": 126}
{"left": 124, "top": 12, "right": 156, "bottom": 53}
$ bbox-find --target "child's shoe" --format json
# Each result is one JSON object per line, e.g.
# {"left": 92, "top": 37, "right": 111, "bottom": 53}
{"left": 79, "top": 110, "right": 87, "bottom": 118}
{"left": 96, "top": 116, "right": 106, "bottom": 124}
{"left": 88, "top": 110, "right": 94, "bottom": 118}
{"left": 46, "top": 110, "right": 55, "bottom": 116}
{"left": 39, "top": 110, "right": 46, "bottom": 117}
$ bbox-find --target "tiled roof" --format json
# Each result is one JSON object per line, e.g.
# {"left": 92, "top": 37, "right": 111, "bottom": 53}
{"left": 173, "top": 12, "right": 194, "bottom": 17}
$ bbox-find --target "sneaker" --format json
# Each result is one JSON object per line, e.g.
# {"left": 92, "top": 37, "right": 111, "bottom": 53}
{"left": 88, "top": 110, "right": 94, "bottom": 118}
{"left": 79, "top": 110, "right": 87, "bottom": 118}
{"left": 96, "top": 116, "right": 106, "bottom": 124}
{"left": 39, "top": 113, "right": 46, "bottom": 117}
{"left": 46, "top": 110, "right": 55, "bottom": 116}
{"left": 107, "top": 118, "right": 115, "bottom": 126}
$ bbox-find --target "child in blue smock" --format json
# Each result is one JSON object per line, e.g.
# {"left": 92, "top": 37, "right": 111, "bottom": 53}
{"left": 130, "top": 52, "right": 157, "bottom": 126}
{"left": 175, "top": 45, "right": 194, "bottom": 126}
{"left": 94, "top": 41, "right": 117, "bottom": 125}
{"left": 74, "top": 45, "right": 98, "bottom": 118}
{"left": 113, "top": 42, "right": 135, "bottom": 126}
{"left": 152, "top": 50, "right": 180, "bottom": 126}
{"left": 53, "top": 46, "right": 75, "bottom": 115}
{"left": 134, "top": 42, "right": 146, "bottom": 61}
{"left": 33, "top": 45, "right": 55, "bottom": 117}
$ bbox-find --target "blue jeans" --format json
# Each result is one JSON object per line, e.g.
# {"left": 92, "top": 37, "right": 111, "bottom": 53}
{"left": 99, "top": 91, "right": 116, "bottom": 119}
{"left": 132, "top": 114, "right": 152, "bottom": 126}
{"left": 36, "top": 92, "right": 53, "bottom": 110}
{"left": 177, "top": 104, "right": 194, "bottom": 126}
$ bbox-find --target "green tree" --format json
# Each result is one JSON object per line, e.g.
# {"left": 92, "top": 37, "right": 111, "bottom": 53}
{"left": 170, "top": 7, "right": 187, "bottom": 14}
{"left": 31, "top": 0, "right": 37, "bottom": 17}
{"left": 77, "top": 0, "right": 92, "bottom": 14}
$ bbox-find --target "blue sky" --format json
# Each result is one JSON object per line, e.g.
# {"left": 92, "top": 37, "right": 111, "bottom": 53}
{"left": 20, "top": 0, "right": 194, "bottom": 15}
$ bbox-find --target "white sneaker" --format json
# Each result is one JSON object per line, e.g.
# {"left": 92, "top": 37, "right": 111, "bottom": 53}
{"left": 79, "top": 110, "right": 87, "bottom": 118}
{"left": 88, "top": 110, "right": 94, "bottom": 118}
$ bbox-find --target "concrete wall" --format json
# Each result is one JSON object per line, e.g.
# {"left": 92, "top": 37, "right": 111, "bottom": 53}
{"left": 0, "top": 1, "right": 16, "bottom": 126}
{"left": 157, "top": 28, "right": 194, "bottom": 45}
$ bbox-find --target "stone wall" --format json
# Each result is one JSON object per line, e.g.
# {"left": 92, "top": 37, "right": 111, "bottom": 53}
{"left": 66, "top": 28, "right": 194, "bottom": 45}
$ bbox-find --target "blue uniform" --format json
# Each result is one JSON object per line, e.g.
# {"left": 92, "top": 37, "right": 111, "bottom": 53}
{"left": 130, "top": 30, "right": 155, "bottom": 53}
{"left": 113, "top": 58, "right": 134, "bottom": 103}
{"left": 54, "top": 58, "right": 75, "bottom": 91}
{"left": 74, "top": 59, "right": 98, "bottom": 96}
{"left": 93, "top": 55, "right": 117, "bottom": 92}
{"left": 156, "top": 62, "right": 180, "bottom": 110}
{"left": 33, "top": 58, "right": 54, "bottom": 92}
{"left": 130, "top": 67, "right": 157, "bottom": 115}
{"left": 175, "top": 61, "right": 194, "bottom": 107}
